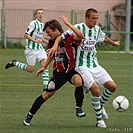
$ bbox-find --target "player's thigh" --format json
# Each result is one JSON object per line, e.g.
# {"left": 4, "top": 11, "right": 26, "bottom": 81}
{"left": 68, "top": 69, "right": 82, "bottom": 87}
{"left": 37, "top": 49, "right": 47, "bottom": 63}
{"left": 75, "top": 66, "right": 94, "bottom": 89}
{"left": 46, "top": 72, "right": 67, "bottom": 92}
{"left": 93, "top": 66, "right": 113, "bottom": 87}
{"left": 25, "top": 49, "right": 36, "bottom": 66}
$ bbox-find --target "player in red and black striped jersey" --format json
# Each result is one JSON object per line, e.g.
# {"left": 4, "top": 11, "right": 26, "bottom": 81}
{"left": 23, "top": 16, "right": 85, "bottom": 126}
{"left": 48, "top": 35, "right": 79, "bottom": 73}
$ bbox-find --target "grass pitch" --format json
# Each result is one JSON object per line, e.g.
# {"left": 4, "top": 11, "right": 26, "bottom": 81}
{"left": 0, "top": 49, "right": 133, "bottom": 133}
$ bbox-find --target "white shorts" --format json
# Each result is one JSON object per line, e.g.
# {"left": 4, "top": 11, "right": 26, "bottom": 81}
{"left": 25, "top": 48, "right": 47, "bottom": 66}
{"left": 75, "top": 65, "right": 113, "bottom": 92}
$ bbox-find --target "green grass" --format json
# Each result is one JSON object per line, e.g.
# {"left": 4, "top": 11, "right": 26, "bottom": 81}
{"left": 0, "top": 49, "right": 133, "bottom": 133}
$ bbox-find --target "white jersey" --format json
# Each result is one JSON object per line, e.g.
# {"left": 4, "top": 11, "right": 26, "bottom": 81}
{"left": 74, "top": 23, "right": 105, "bottom": 68}
{"left": 25, "top": 19, "right": 44, "bottom": 50}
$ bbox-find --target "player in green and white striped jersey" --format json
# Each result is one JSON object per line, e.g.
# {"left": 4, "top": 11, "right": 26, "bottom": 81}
{"left": 5, "top": 9, "right": 49, "bottom": 90}
{"left": 57, "top": 8, "right": 120, "bottom": 128}
{"left": 74, "top": 8, "right": 120, "bottom": 128}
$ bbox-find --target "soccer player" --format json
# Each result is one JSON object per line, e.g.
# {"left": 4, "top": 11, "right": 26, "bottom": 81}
{"left": 48, "top": 8, "right": 120, "bottom": 128}
{"left": 23, "top": 16, "right": 85, "bottom": 126}
{"left": 5, "top": 9, "right": 49, "bottom": 90}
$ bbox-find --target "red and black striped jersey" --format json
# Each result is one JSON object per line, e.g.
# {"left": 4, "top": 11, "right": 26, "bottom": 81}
{"left": 48, "top": 34, "right": 81, "bottom": 73}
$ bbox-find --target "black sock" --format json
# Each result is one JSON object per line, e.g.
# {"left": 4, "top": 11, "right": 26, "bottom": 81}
{"left": 29, "top": 95, "right": 45, "bottom": 115}
{"left": 75, "top": 86, "right": 84, "bottom": 108}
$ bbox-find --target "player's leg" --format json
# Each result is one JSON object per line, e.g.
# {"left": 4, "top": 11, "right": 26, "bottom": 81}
{"left": 23, "top": 72, "right": 67, "bottom": 126}
{"left": 38, "top": 50, "right": 49, "bottom": 90}
{"left": 5, "top": 59, "right": 29, "bottom": 71}
{"left": 5, "top": 48, "right": 35, "bottom": 72}
{"left": 94, "top": 66, "right": 116, "bottom": 119}
{"left": 23, "top": 90, "right": 56, "bottom": 126}
{"left": 71, "top": 71, "right": 85, "bottom": 117}
{"left": 100, "top": 81, "right": 116, "bottom": 120}
{"left": 101, "top": 81, "right": 116, "bottom": 107}
{"left": 40, "top": 59, "right": 49, "bottom": 90}
{"left": 76, "top": 66, "right": 106, "bottom": 127}
{"left": 90, "top": 82, "right": 106, "bottom": 128}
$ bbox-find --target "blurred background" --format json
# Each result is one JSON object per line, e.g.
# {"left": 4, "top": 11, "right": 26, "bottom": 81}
{"left": 0, "top": 0, "right": 133, "bottom": 52}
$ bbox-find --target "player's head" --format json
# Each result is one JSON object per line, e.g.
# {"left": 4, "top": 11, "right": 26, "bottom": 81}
{"left": 43, "top": 19, "right": 64, "bottom": 39}
{"left": 85, "top": 8, "right": 99, "bottom": 28}
{"left": 34, "top": 9, "right": 44, "bottom": 22}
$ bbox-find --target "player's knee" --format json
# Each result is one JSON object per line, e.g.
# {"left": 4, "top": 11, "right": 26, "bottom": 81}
{"left": 26, "top": 66, "right": 34, "bottom": 72}
{"left": 47, "top": 81, "right": 55, "bottom": 90}
{"left": 75, "top": 80, "right": 82, "bottom": 87}
{"left": 42, "top": 91, "right": 55, "bottom": 100}
{"left": 110, "top": 83, "right": 116, "bottom": 92}
{"left": 90, "top": 83, "right": 100, "bottom": 97}
{"left": 105, "top": 81, "right": 116, "bottom": 92}
{"left": 72, "top": 75, "right": 82, "bottom": 87}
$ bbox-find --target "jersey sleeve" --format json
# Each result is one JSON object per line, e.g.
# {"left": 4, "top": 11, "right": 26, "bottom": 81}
{"left": 61, "top": 29, "right": 73, "bottom": 39}
{"left": 25, "top": 21, "right": 35, "bottom": 35}
{"left": 61, "top": 30, "right": 81, "bottom": 46}
{"left": 96, "top": 28, "right": 105, "bottom": 42}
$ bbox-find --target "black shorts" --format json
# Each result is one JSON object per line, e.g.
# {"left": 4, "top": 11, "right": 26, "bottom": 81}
{"left": 45, "top": 68, "right": 80, "bottom": 92}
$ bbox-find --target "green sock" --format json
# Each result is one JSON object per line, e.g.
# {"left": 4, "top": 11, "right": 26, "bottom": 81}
{"left": 92, "top": 96, "right": 102, "bottom": 121}
{"left": 42, "top": 70, "right": 49, "bottom": 89}
{"left": 14, "top": 61, "right": 27, "bottom": 70}
{"left": 100, "top": 89, "right": 113, "bottom": 106}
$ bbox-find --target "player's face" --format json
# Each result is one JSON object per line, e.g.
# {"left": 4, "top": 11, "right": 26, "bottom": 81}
{"left": 85, "top": 12, "right": 99, "bottom": 28}
{"left": 36, "top": 10, "right": 44, "bottom": 22}
{"left": 45, "top": 26, "right": 61, "bottom": 39}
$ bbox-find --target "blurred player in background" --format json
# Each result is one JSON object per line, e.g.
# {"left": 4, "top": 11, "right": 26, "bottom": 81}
{"left": 48, "top": 8, "right": 120, "bottom": 128}
{"left": 5, "top": 9, "right": 49, "bottom": 90}
{"left": 23, "top": 16, "right": 86, "bottom": 126}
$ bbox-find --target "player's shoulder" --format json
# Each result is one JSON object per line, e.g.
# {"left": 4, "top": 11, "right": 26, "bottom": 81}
{"left": 94, "top": 25, "right": 101, "bottom": 29}
{"left": 30, "top": 19, "right": 42, "bottom": 24}
{"left": 29, "top": 20, "right": 36, "bottom": 26}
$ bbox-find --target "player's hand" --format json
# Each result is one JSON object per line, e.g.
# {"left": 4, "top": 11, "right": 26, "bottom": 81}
{"left": 114, "top": 41, "right": 120, "bottom": 46}
{"left": 59, "top": 15, "right": 69, "bottom": 24}
{"left": 47, "top": 47, "right": 57, "bottom": 57}
{"left": 36, "top": 67, "right": 45, "bottom": 77}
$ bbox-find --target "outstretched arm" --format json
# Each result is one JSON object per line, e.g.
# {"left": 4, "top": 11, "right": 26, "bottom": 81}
{"left": 104, "top": 36, "right": 120, "bottom": 46}
{"left": 36, "top": 56, "right": 53, "bottom": 77}
{"left": 47, "top": 15, "right": 84, "bottom": 57}
{"left": 59, "top": 15, "right": 84, "bottom": 40}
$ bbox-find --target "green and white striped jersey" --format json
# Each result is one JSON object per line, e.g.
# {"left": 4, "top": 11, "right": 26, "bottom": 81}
{"left": 25, "top": 19, "right": 44, "bottom": 50}
{"left": 74, "top": 23, "right": 105, "bottom": 68}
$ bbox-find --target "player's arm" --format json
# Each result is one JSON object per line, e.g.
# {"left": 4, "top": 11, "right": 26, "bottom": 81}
{"left": 24, "top": 33, "right": 42, "bottom": 44}
{"left": 47, "top": 36, "right": 62, "bottom": 57}
{"left": 42, "top": 38, "right": 48, "bottom": 44}
{"left": 59, "top": 15, "right": 84, "bottom": 41}
{"left": 24, "top": 22, "right": 42, "bottom": 44}
{"left": 36, "top": 55, "right": 53, "bottom": 77}
{"left": 104, "top": 36, "right": 120, "bottom": 46}
{"left": 42, "top": 38, "right": 49, "bottom": 48}
{"left": 48, "top": 15, "right": 84, "bottom": 56}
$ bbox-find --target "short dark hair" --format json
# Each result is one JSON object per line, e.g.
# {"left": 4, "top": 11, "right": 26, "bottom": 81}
{"left": 85, "top": 8, "right": 98, "bottom": 18}
{"left": 43, "top": 19, "right": 64, "bottom": 34}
